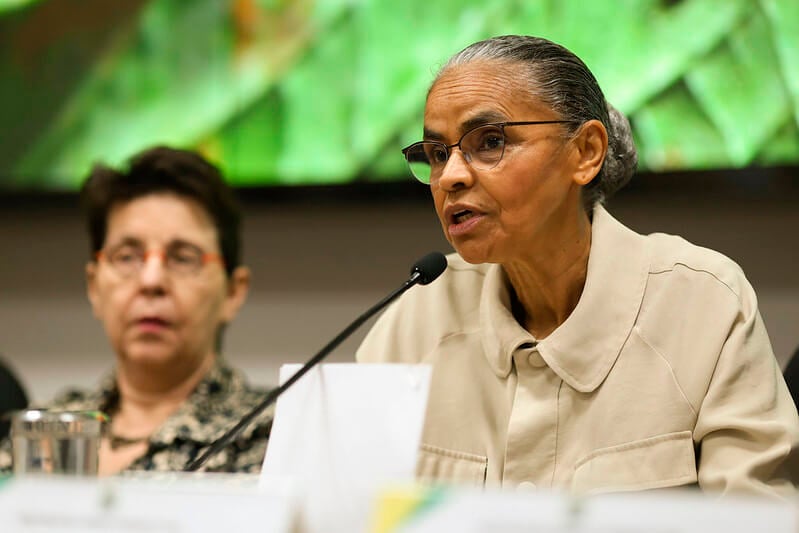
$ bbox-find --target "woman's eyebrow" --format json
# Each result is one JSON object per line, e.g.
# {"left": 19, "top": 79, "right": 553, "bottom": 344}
{"left": 165, "top": 238, "right": 204, "bottom": 250}
{"left": 423, "top": 127, "right": 443, "bottom": 141}
{"left": 105, "top": 236, "right": 143, "bottom": 249}
{"left": 460, "top": 111, "right": 507, "bottom": 133}
{"left": 423, "top": 111, "right": 508, "bottom": 141}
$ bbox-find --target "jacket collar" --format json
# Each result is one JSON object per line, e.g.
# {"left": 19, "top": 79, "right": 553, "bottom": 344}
{"left": 480, "top": 205, "right": 650, "bottom": 392}
{"left": 149, "top": 358, "right": 252, "bottom": 445}
{"left": 93, "top": 358, "right": 251, "bottom": 446}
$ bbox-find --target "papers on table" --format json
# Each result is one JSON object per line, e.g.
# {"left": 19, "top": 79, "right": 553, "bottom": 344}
{"left": 261, "top": 363, "right": 432, "bottom": 533}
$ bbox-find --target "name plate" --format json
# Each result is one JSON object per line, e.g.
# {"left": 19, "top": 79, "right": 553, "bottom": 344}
{"left": 374, "top": 485, "right": 797, "bottom": 533}
{"left": 0, "top": 474, "right": 297, "bottom": 533}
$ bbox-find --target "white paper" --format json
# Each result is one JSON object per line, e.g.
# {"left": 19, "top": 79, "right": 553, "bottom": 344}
{"left": 261, "top": 363, "right": 432, "bottom": 532}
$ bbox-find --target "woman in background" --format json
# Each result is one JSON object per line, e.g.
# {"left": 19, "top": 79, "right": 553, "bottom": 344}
{"left": 1, "top": 147, "right": 271, "bottom": 474}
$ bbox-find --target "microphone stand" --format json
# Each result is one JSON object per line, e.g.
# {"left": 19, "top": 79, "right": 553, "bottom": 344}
{"left": 184, "top": 271, "right": 427, "bottom": 472}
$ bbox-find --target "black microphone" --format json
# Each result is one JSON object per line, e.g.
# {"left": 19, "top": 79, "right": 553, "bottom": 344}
{"left": 184, "top": 251, "right": 448, "bottom": 472}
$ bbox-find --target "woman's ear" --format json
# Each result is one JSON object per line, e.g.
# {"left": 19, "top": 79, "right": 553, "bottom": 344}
{"left": 86, "top": 261, "right": 101, "bottom": 319}
{"left": 571, "top": 119, "right": 608, "bottom": 186}
{"left": 222, "top": 265, "right": 251, "bottom": 323}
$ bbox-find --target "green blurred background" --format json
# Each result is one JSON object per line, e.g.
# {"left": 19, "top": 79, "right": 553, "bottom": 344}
{"left": 1, "top": 0, "right": 797, "bottom": 191}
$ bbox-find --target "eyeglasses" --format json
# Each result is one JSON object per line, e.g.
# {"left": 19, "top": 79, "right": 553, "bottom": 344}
{"left": 96, "top": 242, "right": 224, "bottom": 278}
{"left": 401, "top": 120, "right": 574, "bottom": 184}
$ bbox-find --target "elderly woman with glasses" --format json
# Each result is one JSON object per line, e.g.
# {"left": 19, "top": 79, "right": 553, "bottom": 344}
{"left": 0, "top": 146, "right": 271, "bottom": 475}
{"left": 357, "top": 35, "right": 798, "bottom": 496}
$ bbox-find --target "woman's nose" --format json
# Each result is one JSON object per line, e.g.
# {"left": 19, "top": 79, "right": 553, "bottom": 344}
{"left": 137, "top": 252, "right": 169, "bottom": 290}
{"left": 435, "top": 150, "right": 475, "bottom": 191}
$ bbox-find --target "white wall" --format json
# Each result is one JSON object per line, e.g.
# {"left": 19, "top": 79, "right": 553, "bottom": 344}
{"left": 1, "top": 183, "right": 797, "bottom": 402}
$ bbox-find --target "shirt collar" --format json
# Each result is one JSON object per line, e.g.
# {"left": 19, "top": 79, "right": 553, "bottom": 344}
{"left": 82, "top": 371, "right": 119, "bottom": 413}
{"left": 480, "top": 265, "right": 535, "bottom": 377}
{"left": 480, "top": 205, "right": 651, "bottom": 392}
{"left": 147, "top": 358, "right": 252, "bottom": 445}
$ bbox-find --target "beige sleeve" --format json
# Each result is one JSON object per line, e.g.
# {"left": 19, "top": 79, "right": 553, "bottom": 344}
{"left": 356, "top": 283, "right": 446, "bottom": 365}
{"left": 356, "top": 297, "right": 412, "bottom": 364}
{"left": 693, "top": 287, "right": 799, "bottom": 497}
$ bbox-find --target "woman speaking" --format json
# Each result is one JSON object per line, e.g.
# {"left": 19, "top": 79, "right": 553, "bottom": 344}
{"left": 357, "top": 35, "right": 797, "bottom": 497}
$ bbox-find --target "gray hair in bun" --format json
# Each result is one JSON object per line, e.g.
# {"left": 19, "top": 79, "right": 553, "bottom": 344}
{"left": 436, "top": 35, "right": 638, "bottom": 211}
{"left": 600, "top": 102, "right": 638, "bottom": 206}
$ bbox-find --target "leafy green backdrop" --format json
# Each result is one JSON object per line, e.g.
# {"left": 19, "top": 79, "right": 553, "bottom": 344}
{"left": 1, "top": 0, "right": 797, "bottom": 190}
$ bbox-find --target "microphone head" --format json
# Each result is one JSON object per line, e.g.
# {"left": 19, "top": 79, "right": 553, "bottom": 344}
{"left": 410, "top": 252, "right": 448, "bottom": 285}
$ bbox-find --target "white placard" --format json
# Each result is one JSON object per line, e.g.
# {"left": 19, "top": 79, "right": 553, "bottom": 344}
{"left": 261, "top": 363, "right": 432, "bottom": 533}
{"left": 391, "top": 487, "right": 797, "bottom": 533}
{"left": 0, "top": 474, "right": 297, "bottom": 533}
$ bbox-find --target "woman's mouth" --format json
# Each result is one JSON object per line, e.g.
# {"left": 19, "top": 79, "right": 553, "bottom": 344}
{"left": 448, "top": 209, "right": 484, "bottom": 236}
{"left": 453, "top": 209, "right": 477, "bottom": 223}
{"left": 135, "top": 317, "right": 172, "bottom": 333}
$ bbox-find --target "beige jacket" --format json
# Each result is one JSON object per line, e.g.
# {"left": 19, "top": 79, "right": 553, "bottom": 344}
{"left": 357, "top": 205, "right": 798, "bottom": 497}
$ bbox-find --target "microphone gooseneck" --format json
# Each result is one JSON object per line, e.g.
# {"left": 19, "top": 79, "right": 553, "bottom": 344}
{"left": 183, "top": 251, "right": 448, "bottom": 472}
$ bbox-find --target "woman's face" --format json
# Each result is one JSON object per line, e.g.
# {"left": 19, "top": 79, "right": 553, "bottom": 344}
{"left": 424, "top": 61, "right": 592, "bottom": 265}
{"left": 86, "top": 193, "right": 248, "bottom": 370}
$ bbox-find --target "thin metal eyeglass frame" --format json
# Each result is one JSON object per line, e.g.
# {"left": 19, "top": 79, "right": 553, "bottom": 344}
{"left": 401, "top": 120, "right": 575, "bottom": 183}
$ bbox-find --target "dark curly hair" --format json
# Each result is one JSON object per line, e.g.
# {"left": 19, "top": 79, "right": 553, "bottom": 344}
{"left": 80, "top": 146, "right": 242, "bottom": 277}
